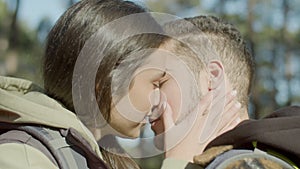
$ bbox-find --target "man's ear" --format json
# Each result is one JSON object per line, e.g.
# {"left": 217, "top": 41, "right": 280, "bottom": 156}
{"left": 208, "top": 60, "right": 224, "bottom": 91}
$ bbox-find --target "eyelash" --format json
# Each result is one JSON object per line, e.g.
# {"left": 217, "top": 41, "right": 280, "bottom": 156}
{"left": 153, "top": 72, "right": 168, "bottom": 89}
{"left": 153, "top": 79, "right": 167, "bottom": 88}
{"left": 153, "top": 82, "right": 160, "bottom": 88}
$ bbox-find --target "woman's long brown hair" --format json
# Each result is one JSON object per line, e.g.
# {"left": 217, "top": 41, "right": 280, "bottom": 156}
{"left": 43, "top": 0, "right": 166, "bottom": 168}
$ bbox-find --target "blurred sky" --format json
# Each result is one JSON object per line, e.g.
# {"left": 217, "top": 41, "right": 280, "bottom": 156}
{"left": 1, "top": 0, "right": 218, "bottom": 30}
{"left": 2, "top": 0, "right": 78, "bottom": 29}
{"left": 2, "top": 0, "right": 299, "bottom": 118}
{"left": 2, "top": 0, "right": 146, "bottom": 30}
{"left": 2, "top": 0, "right": 299, "bottom": 32}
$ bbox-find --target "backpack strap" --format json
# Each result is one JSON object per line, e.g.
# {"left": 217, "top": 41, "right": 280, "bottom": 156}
{"left": 0, "top": 123, "right": 108, "bottom": 169}
{"left": 25, "top": 126, "right": 88, "bottom": 169}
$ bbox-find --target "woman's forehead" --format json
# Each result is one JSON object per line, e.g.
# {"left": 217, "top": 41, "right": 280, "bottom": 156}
{"left": 136, "top": 48, "right": 185, "bottom": 74}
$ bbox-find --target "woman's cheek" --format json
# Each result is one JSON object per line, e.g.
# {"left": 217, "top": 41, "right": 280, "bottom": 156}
{"left": 129, "top": 82, "right": 153, "bottom": 113}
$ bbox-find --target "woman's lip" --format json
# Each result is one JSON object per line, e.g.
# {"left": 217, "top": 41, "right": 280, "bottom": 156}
{"left": 149, "top": 116, "right": 161, "bottom": 124}
{"left": 150, "top": 120, "right": 158, "bottom": 131}
{"left": 150, "top": 117, "right": 164, "bottom": 135}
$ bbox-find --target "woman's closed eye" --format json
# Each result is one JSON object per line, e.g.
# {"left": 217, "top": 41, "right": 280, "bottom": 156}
{"left": 152, "top": 71, "right": 168, "bottom": 89}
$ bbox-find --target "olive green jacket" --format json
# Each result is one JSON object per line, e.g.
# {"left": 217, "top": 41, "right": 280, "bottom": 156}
{"left": 0, "top": 76, "right": 190, "bottom": 169}
{"left": 0, "top": 76, "right": 103, "bottom": 169}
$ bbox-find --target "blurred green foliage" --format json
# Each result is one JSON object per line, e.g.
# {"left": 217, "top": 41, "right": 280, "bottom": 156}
{"left": 2, "top": 0, "right": 299, "bottom": 119}
{"left": 140, "top": 0, "right": 300, "bottom": 167}
{"left": 0, "top": 0, "right": 44, "bottom": 85}
{"left": 147, "top": 0, "right": 300, "bottom": 119}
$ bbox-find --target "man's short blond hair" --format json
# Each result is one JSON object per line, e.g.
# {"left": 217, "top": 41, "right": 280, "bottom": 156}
{"left": 163, "top": 15, "right": 255, "bottom": 107}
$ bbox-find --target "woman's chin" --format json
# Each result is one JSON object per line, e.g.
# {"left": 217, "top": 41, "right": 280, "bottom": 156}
{"left": 117, "top": 127, "right": 142, "bottom": 139}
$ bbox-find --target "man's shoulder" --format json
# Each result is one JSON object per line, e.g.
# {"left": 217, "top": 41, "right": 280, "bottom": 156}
{"left": 265, "top": 105, "right": 300, "bottom": 118}
{"left": 208, "top": 105, "right": 300, "bottom": 146}
{"left": 205, "top": 106, "right": 300, "bottom": 167}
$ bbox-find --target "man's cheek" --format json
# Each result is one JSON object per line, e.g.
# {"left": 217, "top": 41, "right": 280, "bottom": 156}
{"left": 153, "top": 119, "right": 165, "bottom": 150}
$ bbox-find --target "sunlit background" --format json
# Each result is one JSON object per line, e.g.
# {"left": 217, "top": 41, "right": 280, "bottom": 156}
{"left": 0, "top": 0, "right": 299, "bottom": 168}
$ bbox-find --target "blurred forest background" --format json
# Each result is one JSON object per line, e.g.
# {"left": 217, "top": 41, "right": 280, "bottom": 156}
{"left": 147, "top": 0, "right": 300, "bottom": 119}
{"left": 0, "top": 0, "right": 299, "bottom": 168}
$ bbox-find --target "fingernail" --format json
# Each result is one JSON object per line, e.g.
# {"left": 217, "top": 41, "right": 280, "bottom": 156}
{"left": 147, "top": 109, "right": 152, "bottom": 116}
{"left": 158, "top": 102, "right": 167, "bottom": 116}
{"left": 215, "top": 86, "right": 221, "bottom": 91}
{"left": 161, "top": 102, "right": 167, "bottom": 112}
{"left": 235, "top": 117, "right": 241, "bottom": 124}
{"left": 231, "top": 90, "right": 237, "bottom": 96}
{"left": 235, "top": 102, "right": 241, "bottom": 109}
{"left": 153, "top": 88, "right": 160, "bottom": 106}
{"left": 150, "top": 102, "right": 167, "bottom": 120}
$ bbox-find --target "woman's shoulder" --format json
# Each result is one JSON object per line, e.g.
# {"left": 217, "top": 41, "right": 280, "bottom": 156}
{"left": 0, "top": 142, "right": 58, "bottom": 169}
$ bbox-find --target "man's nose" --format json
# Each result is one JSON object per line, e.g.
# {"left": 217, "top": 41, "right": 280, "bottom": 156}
{"left": 148, "top": 88, "right": 167, "bottom": 122}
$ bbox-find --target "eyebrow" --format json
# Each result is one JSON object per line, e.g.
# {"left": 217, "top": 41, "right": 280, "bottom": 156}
{"left": 159, "top": 71, "right": 169, "bottom": 83}
{"left": 162, "top": 71, "right": 167, "bottom": 78}
{"left": 152, "top": 71, "right": 167, "bottom": 83}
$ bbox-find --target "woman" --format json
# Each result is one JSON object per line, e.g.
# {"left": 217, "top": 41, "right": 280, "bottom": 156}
{"left": 44, "top": 0, "right": 170, "bottom": 168}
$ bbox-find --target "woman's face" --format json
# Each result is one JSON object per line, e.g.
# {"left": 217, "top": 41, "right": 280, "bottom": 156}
{"left": 110, "top": 47, "right": 195, "bottom": 138}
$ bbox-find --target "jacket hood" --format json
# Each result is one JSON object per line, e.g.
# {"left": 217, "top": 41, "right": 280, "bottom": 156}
{"left": 0, "top": 76, "right": 102, "bottom": 158}
{"left": 206, "top": 106, "right": 300, "bottom": 165}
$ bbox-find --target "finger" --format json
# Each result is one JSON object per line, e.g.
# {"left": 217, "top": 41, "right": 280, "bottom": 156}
{"left": 217, "top": 101, "right": 241, "bottom": 134}
{"left": 218, "top": 115, "right": 240, "bottom": 135}
{"left": 196, "top": 91, "right": 213, "bottom": 117}
{"left": 162, "top": 103, "right": 175, "bottom": 131}
{"left": 214, "top": 91, "right": 239, "bottom": 133}
{"left": 211, "top": 89, "right": 237, "bottom": 109}
{"left": 207, "top": 89, "right": 238, "bottom": 125}
{"left": 197, "top": 91, "right": 224, "bottom": 144}
{"left": 224, "top": 90, "right": 237, "bottom": 106}
{"left": 223, "top": 99, "right": 241, "bottom": 117}
{"left": 222, "top": 98, "right": 241, "bottom": 123}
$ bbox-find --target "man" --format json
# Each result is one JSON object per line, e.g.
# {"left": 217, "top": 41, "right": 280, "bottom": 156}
{"left": 157, "top": 15, "right": 300, "bottom": 168}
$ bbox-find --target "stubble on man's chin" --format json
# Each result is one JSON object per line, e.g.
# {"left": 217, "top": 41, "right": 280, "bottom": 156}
{"left": 152, "top": 119, "right": 165, "bottom": 150}
{"left": 154, "top": 135, "right": 165, "bottom": 151}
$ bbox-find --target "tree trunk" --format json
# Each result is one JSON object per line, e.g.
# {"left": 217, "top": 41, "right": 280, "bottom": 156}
{"left": 246, "top": 0, "right": 261, "bottom": 118}
{"left": 9, "top": 0, "right": 20, "bottom": 49}
{"left": 281, "top": 0, "right": 293, "bottom": 106}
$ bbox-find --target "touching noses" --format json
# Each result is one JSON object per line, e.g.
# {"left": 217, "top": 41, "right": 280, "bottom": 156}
{"left": 146, "top": 88, "right": 167, "bottom": 123}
